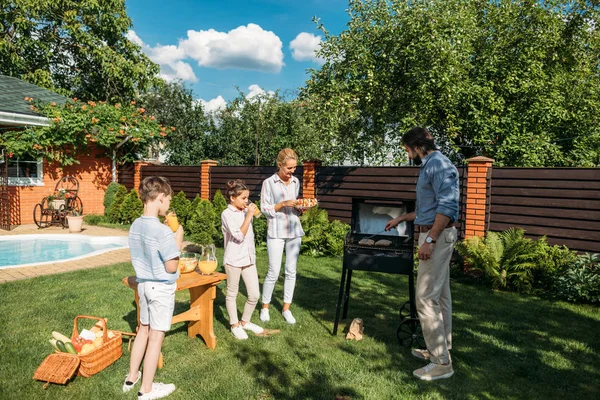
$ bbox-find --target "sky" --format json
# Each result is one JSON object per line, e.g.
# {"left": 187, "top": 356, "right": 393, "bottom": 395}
{"left": 125, "top": 0, "right": 350, "bottom": 112}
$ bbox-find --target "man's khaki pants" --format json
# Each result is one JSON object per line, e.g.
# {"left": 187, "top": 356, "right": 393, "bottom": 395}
{"left": 416, "top": 227, "right": 456, "bottom": 365}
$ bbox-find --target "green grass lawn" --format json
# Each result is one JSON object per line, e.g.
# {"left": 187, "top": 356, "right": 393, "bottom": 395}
{"left": 0, "top": 249, "right": 598, "bottom": 399}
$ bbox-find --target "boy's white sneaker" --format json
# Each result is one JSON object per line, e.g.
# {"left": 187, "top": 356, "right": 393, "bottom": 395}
{"left": 138, "top": 382, "right": 176, "bottom": 400}
{"left": 282, "top": 310, "right": 296, "bottom": 324}
{"left": 231, "top": 325, "right": 248, "bottom": 340}
{"left": 122, "top": 370, "right": 141, "bottom": 392}
{"left": 242, "top": 321, "right": 264, "bottom": 335}
{"left": 259, "top": 308, "right": 270, "bottom": 322}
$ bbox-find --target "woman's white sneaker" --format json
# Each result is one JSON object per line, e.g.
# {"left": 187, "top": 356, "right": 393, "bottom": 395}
{"left": 259, "top": 308, "right": 270, "bottom": 322}
{"left": 282, "top": 310, "right": 296, "bottom": 324}
{"left": 138, "top": 382, "right": 176, "bottom": 399}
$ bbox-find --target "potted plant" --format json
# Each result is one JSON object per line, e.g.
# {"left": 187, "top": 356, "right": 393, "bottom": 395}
{"left": 67, "top": 210, "right": 84, "bottom": 233}
{"left": 47, "top": 189, "right": 74, "bottom": 210}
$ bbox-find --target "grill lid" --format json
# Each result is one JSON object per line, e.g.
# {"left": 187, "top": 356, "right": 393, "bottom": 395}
{"left": 350, "top": 198, "right": 414, "bottom": 237}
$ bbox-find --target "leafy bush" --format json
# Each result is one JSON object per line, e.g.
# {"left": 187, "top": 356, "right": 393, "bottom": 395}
{"left": 170, "top": 191, "right": 191, "bottom": 227}
{"left": 83, "top": 214, "right": 107, "bottom": 225}
{"left": 106, "top": 184, "right": 127, "bottom": 223}
{"left": 457, "top": 228, "right": 542, "bottom": 292}
{"left": 299, "top": 206, "right": 349, "bottom": 257}
{"left": 212, "top": 190, "right": 228, "bottom": 246}
{"left": 555, "top": 253, "right": 600, "bottom": 304}
{"left": 252, "top": 203, "right": 268, "bottom": 248}
{"left": 103, "top": 182, "right": 121, "bottom": 216}
{"left": 187, "top": 199, "right": 218, "bottom": 245}
{"left": 118, "top": 189, "right": 143, "bottom": 224}
{"left": 533, "top": 238, "right": 578, "bottom": 289}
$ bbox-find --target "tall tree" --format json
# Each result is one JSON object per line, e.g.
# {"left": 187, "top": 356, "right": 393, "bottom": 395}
{"left": 207, "top": 89, "right": 325, "bottom": 166}
{"left": 302, "top": 0, "right": 600, "bottom": 166}
{"left": 138, "top": 81, "right": 213, "bottom": 165}
{"left": 0, "top": 0, "right": 160, "bottom": 102}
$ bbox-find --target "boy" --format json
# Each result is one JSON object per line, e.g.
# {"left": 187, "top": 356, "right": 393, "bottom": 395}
{"left": 123, "top": 176, "right": 184, "bottom": 399}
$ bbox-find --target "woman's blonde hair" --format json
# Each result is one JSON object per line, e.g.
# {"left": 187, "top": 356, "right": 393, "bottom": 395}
{"left": 276, "top": 148, "right": 298, "bottom": 169}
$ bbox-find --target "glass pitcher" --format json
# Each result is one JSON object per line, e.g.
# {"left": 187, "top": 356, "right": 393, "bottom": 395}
{"left": 197, "top": 244, "right": 218, "bottom": 275}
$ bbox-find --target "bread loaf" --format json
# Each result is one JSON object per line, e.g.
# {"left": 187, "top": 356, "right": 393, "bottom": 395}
{"left": 358, "top": 238, "right": 375, "bottom": 246}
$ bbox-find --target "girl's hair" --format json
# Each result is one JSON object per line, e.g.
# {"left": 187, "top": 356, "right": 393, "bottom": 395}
{"left": 225, "top": 179, "right": 248, "bottom": 200}
{"left": 401, "top": 127, "right": 437, "bottom": 155}
{"left": 276, "top": 148, "right": 298, "bottom": 169}
{"left": 139, "top": 176, "right": 173, "bottom": 203}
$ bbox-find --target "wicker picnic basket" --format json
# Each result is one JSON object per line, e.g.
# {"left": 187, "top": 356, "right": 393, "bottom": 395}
{"left": 33, "top": 315, "right": 123, "bottom": 386}
{"left": 72, "top": 315, "right": 122, "bottom": 377}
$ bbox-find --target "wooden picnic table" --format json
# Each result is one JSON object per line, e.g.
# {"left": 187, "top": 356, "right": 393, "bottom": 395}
{"left": 122, "top": 271, "right": 227, "bottom": 349}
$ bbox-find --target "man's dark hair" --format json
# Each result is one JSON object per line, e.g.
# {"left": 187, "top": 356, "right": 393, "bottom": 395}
{"left": 402, "top": 127, "right": 437, "bottom": 155}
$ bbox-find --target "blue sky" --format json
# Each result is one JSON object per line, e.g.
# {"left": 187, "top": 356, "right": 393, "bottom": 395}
{"left": 125, "top": 0, "right": 349, "bottom": 111}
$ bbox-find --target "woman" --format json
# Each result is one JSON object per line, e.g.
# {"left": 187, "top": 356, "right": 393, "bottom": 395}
{"left": 259, "top": 148, "right": 304, "bottom": 324}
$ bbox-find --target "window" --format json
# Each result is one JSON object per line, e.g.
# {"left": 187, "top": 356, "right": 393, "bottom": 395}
{"left": 1, "top": 154, "right": 44, "bottom": 186}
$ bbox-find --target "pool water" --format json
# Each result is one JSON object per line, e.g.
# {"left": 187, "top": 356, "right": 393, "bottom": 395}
{"left": 0, "top": 235, "right": 128, "bottom": 268}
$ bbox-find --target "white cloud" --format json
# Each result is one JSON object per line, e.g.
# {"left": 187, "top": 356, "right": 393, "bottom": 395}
{"left": 180, "top": 24, "right": 284, "bottom": 73}
{"left": 290, "top": 32, "right": 324, "bottom": 64}
{"left": 246, "top": 84, "right": 275, "bottom": 100}
{"left": 127, "top": 29, "right": 197, "bottom": 82}
{"left": 198, "top": 96, "right": 227, "bottom": 114}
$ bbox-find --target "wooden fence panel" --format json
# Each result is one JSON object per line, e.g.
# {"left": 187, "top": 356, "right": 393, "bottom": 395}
{"left": 489, "top": 168, "right": 600, "bottom": 253}
{"left": 117, "top": 163, "right": 135, "bottom": 190}
{"left": 140, "top": 165, "right": 201, "bottom": 200}
{"left": 315, "top": 166, "right": 468, "bottom": 238}
{"left": 210, "top": 166, "right": 304, "bottom": 201}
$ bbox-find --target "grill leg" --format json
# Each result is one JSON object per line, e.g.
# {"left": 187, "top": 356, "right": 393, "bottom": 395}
{"left": 333, "top": 266, "right": 348, "bottom": 335}
{"left": 342, "top": 269, "right": 353, "bottom": 320}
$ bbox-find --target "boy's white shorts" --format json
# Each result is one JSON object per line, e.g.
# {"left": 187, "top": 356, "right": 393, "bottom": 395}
{"left": 137, "top": 281, "right": 176, "bottom": 331}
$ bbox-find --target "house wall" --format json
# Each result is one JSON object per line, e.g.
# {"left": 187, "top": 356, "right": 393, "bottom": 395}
{"left": 9, "top": 148, "right": 112, "bottom": 225}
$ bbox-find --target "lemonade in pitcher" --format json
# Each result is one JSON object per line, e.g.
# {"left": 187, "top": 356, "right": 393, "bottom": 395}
{"left": 198, "top": 244, "right": 218, "bottom": 275}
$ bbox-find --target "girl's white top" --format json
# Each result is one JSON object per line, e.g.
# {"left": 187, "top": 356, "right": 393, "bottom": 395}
{"left": 221, "top": 204, "right": 256, "bottom": 267}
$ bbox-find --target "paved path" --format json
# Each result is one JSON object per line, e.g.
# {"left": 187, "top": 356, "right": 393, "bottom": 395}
{"left": 0, "top": 224, "right": 131, "bottom": 283}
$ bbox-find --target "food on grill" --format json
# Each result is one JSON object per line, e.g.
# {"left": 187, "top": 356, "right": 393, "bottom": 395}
{"left": 358, "top": 238, "right": 375, "bottom": 246}
{"left": 374, "top": 239, "right": 392, "bottom": 247}
{"left": 296, "top": 198, "right": 318, "bottom": 208}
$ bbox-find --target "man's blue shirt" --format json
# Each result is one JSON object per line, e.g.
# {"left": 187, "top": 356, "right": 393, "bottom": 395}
{"left": 415, "top": 151, "right": 460, "bottom": 225}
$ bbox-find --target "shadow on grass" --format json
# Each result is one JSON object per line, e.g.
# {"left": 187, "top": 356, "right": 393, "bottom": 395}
{"left": 289, "top": 256, "right": 600, "bottom": 398}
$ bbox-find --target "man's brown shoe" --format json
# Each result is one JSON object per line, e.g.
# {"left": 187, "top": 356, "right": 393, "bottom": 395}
{"left": 413, "top": 362, "right": 454, "bottom": 381}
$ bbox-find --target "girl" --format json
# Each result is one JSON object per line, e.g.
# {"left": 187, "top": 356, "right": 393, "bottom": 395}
{"left": 221, "top": 179, "right": 264, "bottom": 340}
{"left": 259, "top": 148, "right": 304, "bottom": 324}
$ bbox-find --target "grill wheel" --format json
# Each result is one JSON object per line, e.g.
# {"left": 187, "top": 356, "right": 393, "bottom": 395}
{"left": 396, "top": 318, "right": 425, "bottom": 348}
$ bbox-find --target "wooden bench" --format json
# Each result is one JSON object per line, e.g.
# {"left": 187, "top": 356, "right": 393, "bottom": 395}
{"left": 122, "top": 272, "right": 227, "bottom": 349}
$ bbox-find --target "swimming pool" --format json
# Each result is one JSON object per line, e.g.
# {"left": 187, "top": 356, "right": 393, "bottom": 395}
{"left": 0, "top": 234, "right": 129, "bottom": 269}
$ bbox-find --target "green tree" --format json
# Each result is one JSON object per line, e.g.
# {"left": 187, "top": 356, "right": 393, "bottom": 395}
{"left": 0, "top": 0, "right": 160, "bottom": 102}
{"left": 187, "top": 199, "right": 217, "bottom": 245}
{"left": 138, "top": 81, "right": 214, "bottom": 165}
{"left": 118, "top": 189, "right": 143, "bottom": 224}
{"left": 302, "top": 0, "right": 600, "bottom": 166}
{"left": 107, "top": 184, "right": 128, "bottom": 223}
{"left": 207, "top": 89, "right": 325, "bottom": 165}
{"left": 212, "top": 189, "right": 228, "bottom": 246}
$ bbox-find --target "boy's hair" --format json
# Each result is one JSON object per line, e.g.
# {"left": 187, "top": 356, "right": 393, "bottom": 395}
{"left": 402, "top": 127, "right": 437, "bottom": 155}
{"left": 225, "top": 179, "right": 248, "bottom": 200}
{"left": 139, "top": 176, "right": 173, "bottom": 203}
{"left": 276, "top": 148, "right": 298, "bottom": 168}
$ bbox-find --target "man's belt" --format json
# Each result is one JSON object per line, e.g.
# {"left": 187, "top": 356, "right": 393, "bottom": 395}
{"left": 417, "top": 222, "right": 455, "bottom": 233}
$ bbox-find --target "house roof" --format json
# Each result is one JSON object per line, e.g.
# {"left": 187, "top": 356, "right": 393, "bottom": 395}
{"left": 0, "top": 75, "right": 67, "bottom": 127}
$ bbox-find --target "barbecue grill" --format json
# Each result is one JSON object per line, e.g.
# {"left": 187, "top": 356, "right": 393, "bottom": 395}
{"left": 333, "top": 198, "right": 424, "bottom": 348}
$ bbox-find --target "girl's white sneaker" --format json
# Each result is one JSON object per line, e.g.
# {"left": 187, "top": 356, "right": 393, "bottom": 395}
{"left": 282, "top": 310, "right": 296, "bottom": 324}
{"left": 231, "top": 325, "right": 248, "bottom": 340}
{"left": 259, "top": 308, "right": 270, "bottom": 322}
{"left": 242, "top": 322, "right": 264, "bottom": 335}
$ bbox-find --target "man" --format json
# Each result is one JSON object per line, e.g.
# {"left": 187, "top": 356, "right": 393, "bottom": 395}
{"left": 385, "top": 127, "right": 459, "bottom": 381}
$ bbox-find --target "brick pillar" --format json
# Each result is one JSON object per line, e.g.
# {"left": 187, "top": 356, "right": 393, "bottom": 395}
{"left": 200, "top": 160, "right": 217, "bottom": 200}
{"left": 302, "top": 159, "right": 321, "bottom": 199}
{"left": 133, "top": 161, "right": 149, "bottom": 191}
{"left": 464, "top": 156, "right": 494, "bottom": 238}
